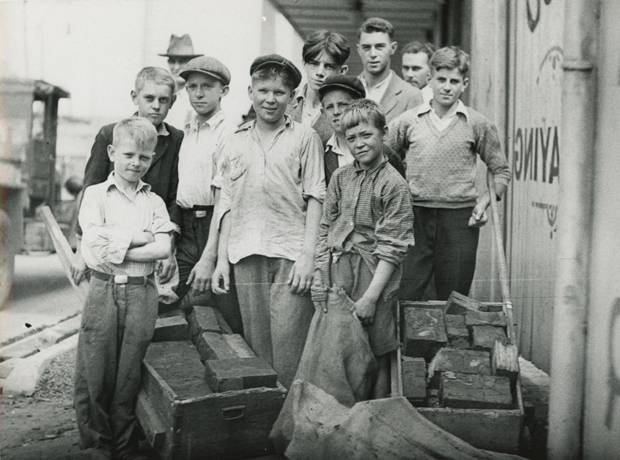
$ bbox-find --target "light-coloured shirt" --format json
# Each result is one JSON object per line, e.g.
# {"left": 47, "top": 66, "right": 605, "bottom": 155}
{"left": 79, "top": 173, "right": 175, "bottom": 276}
{"left": 218, "top": 116, "right": 326, "bottom": 264}
{"left": 176, "top": 110, "right": 234, "bottom": 208}
{"left": 421, "top": 99, "right": 469, "bottom": 132}
{"left": 326, "top": 133, "right": 355, "bottom": 168}
{"left": 165, "top": 88, "right": 193, "bottom": 131}
{"left": 361, "top": 70, "right": 393, "bottom": 104}
{"left": 421, "top": 84, "right": 433, "bottom": 104}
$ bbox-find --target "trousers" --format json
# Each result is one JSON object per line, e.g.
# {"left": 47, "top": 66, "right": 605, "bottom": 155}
{"left": 74, "top": 275, "right": 158, "bottom": 458}
{"left": 233, "top": 255, "right": 315, "bottom": 388}
{"left": 399, "top": 206, "right": 479, "bottom": 301}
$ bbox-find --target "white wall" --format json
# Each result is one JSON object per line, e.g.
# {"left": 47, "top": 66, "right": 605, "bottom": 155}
{"left": 1, "top": 0, "right": 304, "bottom": 125}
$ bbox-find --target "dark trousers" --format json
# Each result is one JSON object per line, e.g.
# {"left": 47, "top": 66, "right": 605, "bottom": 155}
{"left": 399, "top": 206, "right": 479, "bottom": 301}
{"left": 171, "top": 207, "right": 243, "bottom": 334}
{"left": 74, "top": 276, "right": 158, "bottom": 458}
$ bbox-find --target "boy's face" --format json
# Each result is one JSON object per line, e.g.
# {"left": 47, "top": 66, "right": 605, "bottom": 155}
{"left": 429, "top": 67, "right": 469, "bottom": 110}
{"left": 321, "top": 89, "right": 356, "bottom": 134}
{"left": 107, "top": 138, "right": 154, "bottom": 186}
{"left": 248, "top": 75, "right": 294, "bottom": 125}
{"left": 357, "top": 31, "right": 397, "bottom": 76}
{"left": 167, "top": 56, "right": 192, "bottom": 77}
{"left": 303, "top": 51, "right": 346, "bottom": 92}
{"left": 401, "top": 52, "right": 430, "bottom": 89}
{"left": 186, "top": 73, "right": 229, "bottom": 121}
{"left": 345, "top": 121, "right": 387, "bottom": 170}
{"left": 131, "top": 81, "right": 174, "bottom": 127}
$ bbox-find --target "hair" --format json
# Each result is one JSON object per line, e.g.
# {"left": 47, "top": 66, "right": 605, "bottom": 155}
{"left": 401, "top": 41, "right": 436, "bottom": 60}
{"left": 302, "top": 30, "right": 350, "bottom": 66}
{"left": 112, "top": 117, "right": 158, "bottom": 151}
{"left": 134, "top": 67, "right": 176, "bottom": 95}
{"left": 251, "top": 65, "right": 297, "bottom": 91}
{"left": 341, "top": 99, "right": 386, "bottom": 133}
{"left": 429, "top": 46, "right": 470, "bottom": 78}
{"left": 358, "top": 17, "right": 395, "bottom": 40}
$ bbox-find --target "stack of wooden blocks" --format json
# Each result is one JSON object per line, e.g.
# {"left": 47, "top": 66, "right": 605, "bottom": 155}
{"left": 397, "top": 292, "right": 523, "bottom": 454}
{"left": 136, "top": 306, "right": 286, "bottom": 460}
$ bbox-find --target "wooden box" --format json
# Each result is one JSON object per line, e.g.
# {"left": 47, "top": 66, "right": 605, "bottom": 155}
{"left": 394, "top": 301, "right": 524, "bottom": 454}
{"left": 137, "top": 341, "right": 287, "bottom": 460}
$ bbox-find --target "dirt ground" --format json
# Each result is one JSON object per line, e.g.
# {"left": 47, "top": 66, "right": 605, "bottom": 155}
{"left": 0, "top": 350, "right": 550, "bottom": 460}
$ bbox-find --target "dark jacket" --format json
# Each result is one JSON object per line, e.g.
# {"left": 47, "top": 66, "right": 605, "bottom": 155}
{"left": 360, "top": 72, "right": 424, "bottom": 124}
{"left": 78, "top": 121, "right": 183, "bottom": 233}
{"left": 324, "top": 141, "right": 406, "bottom": 185}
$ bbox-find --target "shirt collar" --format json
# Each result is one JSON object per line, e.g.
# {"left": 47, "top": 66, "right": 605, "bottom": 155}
{"left": 360, "top": 70, "right": 393, "bottom": 91}
{"left": 132, "top": 111, "right": 170, "bottom": 136}
{"left": 188, "top": 109, "right": 226, "bottom": 130}
{"left": 353, "top": 153, "right": 389, "bottom": 175}
{"left": 236, "top": 114, "right": 293, "bottom": 133}
{"left": 417, "top": 99, "right": 469, "bottom": 121}
{"left": 292, "top": 84, "right": 308, "bottom": 108}
{"left": 326, "top": 133, "right": 347, "bottom": 156}
{"left": 105, "top": 172, "right": 151, "bottom": 194}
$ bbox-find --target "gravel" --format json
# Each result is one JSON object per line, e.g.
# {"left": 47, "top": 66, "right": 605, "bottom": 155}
{"left": 34, "top": 348, "right": 76, "bottom": 401}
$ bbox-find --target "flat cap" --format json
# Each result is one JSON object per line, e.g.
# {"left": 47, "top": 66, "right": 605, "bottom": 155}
{"left": 318, "top": 75, "right": 366, "bottom": 101}
{"left": 180, "top": 56, "right": 231, "bottom": 86}
{"left": 250, "top": 54, "right": 302, "bottom": 89}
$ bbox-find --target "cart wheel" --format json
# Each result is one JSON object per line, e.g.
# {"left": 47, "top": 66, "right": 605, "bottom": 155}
{"left": 519, "top": 425, "right": 532, "bottom": 457}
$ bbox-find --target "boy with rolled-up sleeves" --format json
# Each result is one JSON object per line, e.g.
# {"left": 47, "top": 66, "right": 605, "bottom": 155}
{"left": 212, "top": 54, "right": 325, "bottom": 388}
{"left": 74, "top": 117, "right": 175, "bottom": 460}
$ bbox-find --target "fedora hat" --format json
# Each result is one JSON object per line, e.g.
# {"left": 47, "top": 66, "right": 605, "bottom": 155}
{"left": 159, "top": 34, "right": 203, "bottom": 58}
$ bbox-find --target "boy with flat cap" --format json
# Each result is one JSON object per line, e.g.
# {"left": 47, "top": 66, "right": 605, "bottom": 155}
{"left": 319, "top": 74, "right": 405, "bottom": 184}
{"left": 159, "top": 33, "right": 203, "bottom": 129}
{"left": 170, "top": 56, "right": 242, "bottom": 332}
{"left": 212, "top": 54, "right": 325, "bottom": 388}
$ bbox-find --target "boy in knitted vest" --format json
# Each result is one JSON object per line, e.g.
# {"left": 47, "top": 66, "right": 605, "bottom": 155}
{"left": 387, "top": 46, "right": 510, "bottom": 300}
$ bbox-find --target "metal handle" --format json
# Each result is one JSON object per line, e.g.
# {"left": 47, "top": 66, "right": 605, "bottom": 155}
{"left": 221, "top": 405, "right": 246, "bottom": 421}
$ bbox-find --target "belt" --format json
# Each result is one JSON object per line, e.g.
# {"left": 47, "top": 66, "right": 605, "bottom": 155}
{"left": 91, "top": 270, "right": 155, "bottom": 286}
{"left": 182, "top": 205, "right": 214, "bottom": 218}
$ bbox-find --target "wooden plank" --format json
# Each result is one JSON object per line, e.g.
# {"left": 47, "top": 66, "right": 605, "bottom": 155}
{"left": 428, "top": 348, "right": 491, "bottom": 388}
{"left": 471, "top": 325, "right": 508, "bottom": 351}
{"left": 445, "top": 314, "right": 471, "bottom": 348}
{"left": 440, "top": 372, "right": 513, "bottom": 410}
{"left": 204, "top": 358, "right": 278, "bottom": 392}
{"left": 403, "top": 307, "right": 448, "bottom": 360}
{"left": 135, "top": 390, "right": 166, "bottom": 450}
{"left": 492, "top": 341, "right": 520, "bottom": 382}
{"left": 223, "top": 334, "right": 256, "bottom": 358}
{"left": 39, "top": 206, "right": 89, "bottom": 302}
{"left": 445, "top": 291, "right": 486, "bottom": 314}
{"left": 197, "top": 332, "right": 238, "bottom": 361}
{"left": 402, "top": 356, "right": 427, "bottom": 404}
{"left": 152, "top": 316, "right": 189, "bottom": 342}
{"left": 465, "top": 311, "right": 508, "bottom": 328}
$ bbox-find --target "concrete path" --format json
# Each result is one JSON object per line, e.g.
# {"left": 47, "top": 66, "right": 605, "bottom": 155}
{"left": 1, "top": 253, "right": 82, "bottom": 346}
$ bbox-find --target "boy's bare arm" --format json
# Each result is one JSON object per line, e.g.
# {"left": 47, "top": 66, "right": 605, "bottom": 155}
{"left": 353, "top": 260, "right": 396, "bottom": 326}
{"left": 212, "top": 211, "right": 231, "bottom": 295}
{"left": 188, "top": 188, "right": 222, "bottom": 294}
{"left": 288, "top": 197, "right": 322, "bottom": 295}
{"left": 129, "top": 231, "right": 155, "bottom": 248}
{"left": 124, "top": 233, "right": 171, "bottom": 262}
{"left": 469, "top": 181, "right": 507, "bottom": 228}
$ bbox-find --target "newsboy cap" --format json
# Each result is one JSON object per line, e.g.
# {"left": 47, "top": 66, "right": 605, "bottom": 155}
{"left": 179, "top": 56, "right": 231, "bottom": 86}
{"left": 318, "top": 75, "right": 366, "bottom": 101}
{"left": 249, "top": 54, "right": 302, "bottom": 89}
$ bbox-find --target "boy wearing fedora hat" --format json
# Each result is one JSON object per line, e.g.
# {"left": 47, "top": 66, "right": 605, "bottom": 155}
{"left": 319, "top": 74, "right": 405, "bottom": 185}
{"left": 159, "top": 33, "right": 203, "bottom": 129}
{"left": 212, "top": 54, "right": 326, "bottom": 388}
{"left": 169, "top": 56, "right": 242, "bottom": 332}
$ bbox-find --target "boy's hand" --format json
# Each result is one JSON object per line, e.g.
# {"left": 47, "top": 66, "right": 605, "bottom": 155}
{"left": 71, "top": 252, "right": 88, "bottom": 285}
{"left": 287, "top": 253, "right": 314, "bottom": 295}
{"left": 188, "top": 256, "right": 216, "bottom": 295}
{"left": 212, "top": 261, "right": 230, "bottom": 295}
{"left": 156, "top": 254, "right": 176, "bottom": 284}
{"left": 353, "top": 295, "right": 378, "bottom": 327}
{"left": 468, "top": 204, "right": 489, "bottom": 228}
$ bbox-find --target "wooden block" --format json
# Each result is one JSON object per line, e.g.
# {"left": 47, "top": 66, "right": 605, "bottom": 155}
{"left": 465, "top": 311, "right": 507, "bottom": 328}
{"left": 223, "top": 334, "right": 256, "bottom": 358}
{"left": 213, "top": 308, "right": 234, "bottom": 334}
{"left": 444, "top": 314, "right": 470, "bottom": 348}
{"left": 403, "top": 307, "right": 448, "bottom": 360}
{"left": 428, "top": 348, "right": 491, "bottom": 388}
{"left": 152, "top": 316, "right": 189, "bottom": 342}
{"left": 444, "top": 291, "right": 486, "bottom": 314}
{"left": 471, "top": 326, "right": 508, "bottom": 351}
{"left": 440, "top": 372, "right": 513, "bottom": 410}
{"left": 492, "top": 341, "right": 520, "bottom": 381}
{"left": 402, "top": 356, "right": 427, "bottom": 404}
{"left": 135, "top": 391, "right": 166, "bottom": 450}
{"left": 204, "top": 357, "right": 278, "bottom": 392}
{"left": 188, "top": 306, "right": 222, "bottom": 344}
{"left": 197, "top": 332, "right": 238, "bottom": 361}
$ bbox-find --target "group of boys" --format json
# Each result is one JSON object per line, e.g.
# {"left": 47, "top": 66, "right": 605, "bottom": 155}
{"left": 70, "top": 16, "right": 509, "bottom": 460}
